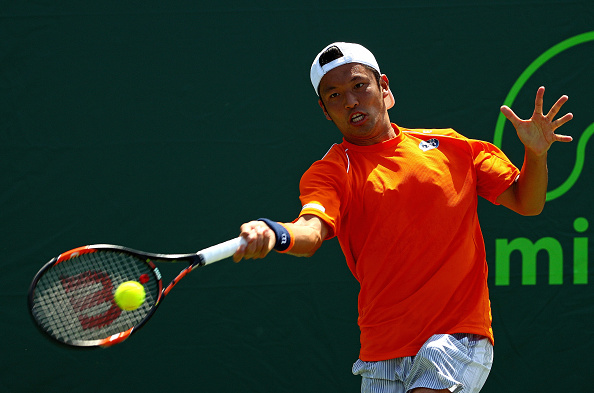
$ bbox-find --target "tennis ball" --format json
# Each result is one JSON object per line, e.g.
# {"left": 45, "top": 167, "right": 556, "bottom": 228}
{"left": 114, "top": 281, "right": 146, "bottom": 311}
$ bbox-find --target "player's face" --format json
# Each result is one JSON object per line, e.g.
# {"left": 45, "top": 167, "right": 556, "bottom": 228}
{"left": 318, "top": 63, "right": 393, "bottom": 146}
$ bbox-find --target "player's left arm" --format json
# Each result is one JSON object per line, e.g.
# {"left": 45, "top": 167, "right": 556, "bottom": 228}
{"left": 496, "top": 86, "right": 573, "bottom": 215}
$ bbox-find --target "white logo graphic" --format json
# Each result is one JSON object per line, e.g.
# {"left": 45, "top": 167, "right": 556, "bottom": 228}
{"left": 419, "top": 138, "right": 439, "bottom": 152}
{"left": 302, "top": 203, "right": 326, "bottom": 213}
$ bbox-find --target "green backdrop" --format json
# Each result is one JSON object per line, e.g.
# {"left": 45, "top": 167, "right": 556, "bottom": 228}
{"left": 2, "top": 1, "right": 593, "bottom": 392}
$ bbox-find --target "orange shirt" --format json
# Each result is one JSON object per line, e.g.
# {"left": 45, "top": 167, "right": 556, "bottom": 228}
{"left": 298, "top": 124, "right": 520, "bottom": 361}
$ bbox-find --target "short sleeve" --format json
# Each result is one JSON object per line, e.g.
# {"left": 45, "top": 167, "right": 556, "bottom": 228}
{"left": 297, "top": 158, "right": 350, "bottom": 239}
{"left": 470, "top": 139, "right": 520, "bottom": 204}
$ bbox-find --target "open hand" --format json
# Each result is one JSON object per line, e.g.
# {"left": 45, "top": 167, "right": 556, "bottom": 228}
{"left": 500, "top": 86, "right": 573, "bottom": 156}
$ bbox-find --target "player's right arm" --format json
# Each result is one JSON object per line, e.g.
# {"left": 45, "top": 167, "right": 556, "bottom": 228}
{"left": 233, "top": 214, "right": 328, "bottom": 262}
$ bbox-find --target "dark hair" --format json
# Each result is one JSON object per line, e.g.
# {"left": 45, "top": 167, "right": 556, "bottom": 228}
{"left": 317, "top": 45, "right": 381, "bottom": 97}
{"left": 319, "top": 45, "right": 344, "bottom": 67}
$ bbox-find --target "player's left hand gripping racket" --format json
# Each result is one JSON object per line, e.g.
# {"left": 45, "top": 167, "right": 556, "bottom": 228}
{"left": 28, "top": 237, "right": 246, "bottom": 348}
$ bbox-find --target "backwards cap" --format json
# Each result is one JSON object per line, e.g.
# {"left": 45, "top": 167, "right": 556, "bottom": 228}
{"left": 310, "top": 42, "right": 394, "bottom": 109}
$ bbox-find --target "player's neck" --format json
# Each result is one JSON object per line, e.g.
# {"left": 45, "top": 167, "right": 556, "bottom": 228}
{"left": 343, "top": 118, "right": 395, "bottom": 146}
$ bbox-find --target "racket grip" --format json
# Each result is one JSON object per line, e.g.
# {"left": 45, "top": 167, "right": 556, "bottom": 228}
{"left": 198, "top": 237, "right": 247, "bottom": 266}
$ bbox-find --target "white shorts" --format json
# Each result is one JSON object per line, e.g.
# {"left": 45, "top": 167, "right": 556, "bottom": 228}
{"left": 352, "top": 333, "right": 494, "bottom": 393}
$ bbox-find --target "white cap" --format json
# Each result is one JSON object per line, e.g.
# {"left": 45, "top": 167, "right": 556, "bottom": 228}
{"left": 310, "top": 42, "right": 394, "bottom": 109}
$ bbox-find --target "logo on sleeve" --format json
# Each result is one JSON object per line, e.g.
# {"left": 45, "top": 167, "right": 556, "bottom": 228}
{"left": 419, "top": 138, "right": 439, "bottom": 152}
{"left": 302, "top": 203, "right": 326, "bottom": 213}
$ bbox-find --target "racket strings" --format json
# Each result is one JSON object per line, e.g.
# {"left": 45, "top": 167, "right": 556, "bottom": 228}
{"left": 31, "top": 251, "right": 160, "bottom": 345}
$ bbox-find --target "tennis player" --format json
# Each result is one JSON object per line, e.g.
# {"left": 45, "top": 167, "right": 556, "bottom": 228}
{"left": 233, "top": 42, "right": 573, "bottom": 393}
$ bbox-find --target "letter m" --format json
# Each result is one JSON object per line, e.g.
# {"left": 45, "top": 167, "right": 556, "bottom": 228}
{"left": 495, "top": 237, "right": 563, "bottom": 285}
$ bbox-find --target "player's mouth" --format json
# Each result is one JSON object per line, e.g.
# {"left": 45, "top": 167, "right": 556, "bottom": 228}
{"left": 350, "top": 112, "right": 367, "bottom": 125}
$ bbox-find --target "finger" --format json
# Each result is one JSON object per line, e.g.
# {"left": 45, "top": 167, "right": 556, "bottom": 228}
{"left": 554, "top": 133, "right": 573, "bottom": 143}
{"left": 246, "top": 226, "right": 265, "bottom": 259}
{"left": 552, "top": 112, "right": 574, "bottom": 130}
{"left": 254, "top": 226, "right": 270, "bottom": 259}
{"left": 534, "top": 86, "right": 545, "bottom": 115}
{"left": 258, "top": 227, "right": 274, "bottom": 258}
{"left": 233, "top": 243, "right": 245, "bottom": 262}
{"left": 237, "top": 222, "right": 261, "bottom": 259}
{"left": 234, "top": 224, "right": 255, "bottom": 262}
{"left": 500, "top": 105, "right": 522, "bottom": 127}
{"left": 546, "top": 95, "right": 569, "bottom": 120}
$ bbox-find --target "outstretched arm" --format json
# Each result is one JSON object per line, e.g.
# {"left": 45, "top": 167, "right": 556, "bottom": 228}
{"left": 233, "top": 214, "right": 328, "bottom": 262}
{"left": 496, "top": 86, "right": 573, "bottom": 215}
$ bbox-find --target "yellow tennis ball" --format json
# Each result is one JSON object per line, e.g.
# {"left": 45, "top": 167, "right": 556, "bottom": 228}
{"left": 114, "top": 281, "right": 146, "bottom": 311}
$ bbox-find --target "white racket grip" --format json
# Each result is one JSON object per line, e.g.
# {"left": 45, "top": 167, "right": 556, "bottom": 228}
{"left": 197, "top": 237, "right": 247, "bottom": 266}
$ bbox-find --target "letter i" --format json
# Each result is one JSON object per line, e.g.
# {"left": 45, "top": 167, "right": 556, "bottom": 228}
{"left": 573, "top": 217, "right": 589, "bottom": 284}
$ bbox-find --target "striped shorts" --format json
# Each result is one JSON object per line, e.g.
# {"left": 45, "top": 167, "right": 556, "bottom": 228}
{"left": 352, "top": 333, "right": 493, "bottom": 393}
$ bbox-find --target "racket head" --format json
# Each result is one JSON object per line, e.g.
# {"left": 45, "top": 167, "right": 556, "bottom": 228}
{"left": 28, "top": 245, "right": 166, "bottom": 348}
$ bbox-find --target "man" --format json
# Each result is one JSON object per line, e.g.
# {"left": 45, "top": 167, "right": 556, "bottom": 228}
{"left": 233, "top": 42, "right": 573, "bottom": 393}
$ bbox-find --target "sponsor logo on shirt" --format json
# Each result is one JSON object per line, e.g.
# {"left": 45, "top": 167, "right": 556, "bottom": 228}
{"left": 419, "top": 138, "right": 440, "bottom": 152}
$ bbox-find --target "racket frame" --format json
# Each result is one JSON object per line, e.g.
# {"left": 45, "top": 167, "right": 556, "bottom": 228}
{"left": 28, "top": 238, "right": 244, "bottom": 348}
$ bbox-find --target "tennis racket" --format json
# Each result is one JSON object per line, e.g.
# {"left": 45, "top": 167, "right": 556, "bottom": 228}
{"left": 28, "top": 237, "right": 246, "bottom": 348}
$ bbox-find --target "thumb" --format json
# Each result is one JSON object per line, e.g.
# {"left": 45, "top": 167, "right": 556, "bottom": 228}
{"left": 500, "top": 105, "right": 521, "bottom": 128}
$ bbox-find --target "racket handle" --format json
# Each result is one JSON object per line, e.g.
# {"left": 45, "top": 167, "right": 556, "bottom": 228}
{"left": 197, "top": 237, "right": 247, "bottom": 266}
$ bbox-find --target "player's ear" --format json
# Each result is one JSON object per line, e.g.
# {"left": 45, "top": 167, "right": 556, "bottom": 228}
{"left": 381, "top": 74, "right": 395, "bottom": 110}
{"left": 381, "top": 74, "right": 390, "bottom": 95}
{"left": 318, "top": 99, "right": 332, "bottom": 121}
